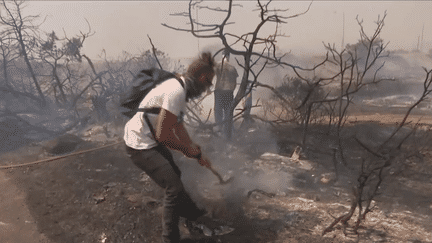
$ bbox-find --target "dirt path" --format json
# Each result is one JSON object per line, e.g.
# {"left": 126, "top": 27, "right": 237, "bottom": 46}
{"left": 0, "top": 170, "right": 49, "bottom": 243}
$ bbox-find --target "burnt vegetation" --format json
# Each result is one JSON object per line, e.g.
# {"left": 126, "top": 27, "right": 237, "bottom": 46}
{"left": 164, "top": 1, "right": 432, "bottom": 239}
{"left": 1, "top": 0, "right": 432, "bottom": 242}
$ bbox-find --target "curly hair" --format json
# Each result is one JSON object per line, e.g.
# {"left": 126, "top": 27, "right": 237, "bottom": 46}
{"left": 186, "top": 52, "right": 215, "bottom": 81}
{"left": 179, "top": 52, "right": 215, "bottom": 100}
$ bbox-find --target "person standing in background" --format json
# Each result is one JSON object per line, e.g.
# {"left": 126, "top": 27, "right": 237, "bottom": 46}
{"left": 214, "top": 51, "right": 238, "bottom": 140}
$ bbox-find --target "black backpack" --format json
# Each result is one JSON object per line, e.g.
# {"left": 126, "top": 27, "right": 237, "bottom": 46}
{"left": 119, "top": 68, "right": 184, "bottom": 118}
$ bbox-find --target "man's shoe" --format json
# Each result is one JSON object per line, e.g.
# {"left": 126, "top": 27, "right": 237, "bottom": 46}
{"left": 185, "top": 219, "right": 213, "bottom": 237}
{"left": 185, "top": 216, "right": 235, "bottom": 237}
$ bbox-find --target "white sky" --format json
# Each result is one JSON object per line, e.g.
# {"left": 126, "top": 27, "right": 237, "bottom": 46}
{"left": 21, "top": 1, "right": 432, "bottom": 61}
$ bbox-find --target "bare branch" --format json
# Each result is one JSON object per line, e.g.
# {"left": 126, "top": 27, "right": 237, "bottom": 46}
{"left": 379, "top": 68, "right": 432, "bottom": 149}
{"left": 147, "top": 35, "right": 163, "bottom": 70}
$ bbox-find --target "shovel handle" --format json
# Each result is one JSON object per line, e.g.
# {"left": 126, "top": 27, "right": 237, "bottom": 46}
{"left": 208, "top": 166, "right": 225, "bottom": 183}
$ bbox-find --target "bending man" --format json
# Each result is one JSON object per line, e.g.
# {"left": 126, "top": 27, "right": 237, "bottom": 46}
{"left": 124, "top": 52, "right": 216, "bottom": 243}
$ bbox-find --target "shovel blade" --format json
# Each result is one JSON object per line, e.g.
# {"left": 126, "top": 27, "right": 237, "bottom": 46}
{"left": 209, "top": 167, "right": 234, "bottom": 185}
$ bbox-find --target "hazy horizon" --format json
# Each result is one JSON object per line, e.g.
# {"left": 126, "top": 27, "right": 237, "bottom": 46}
{"left": 20, "top": 1, "right": 432, "bottom": 61}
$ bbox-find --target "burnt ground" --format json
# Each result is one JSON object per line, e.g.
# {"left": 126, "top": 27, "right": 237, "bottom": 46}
{"left": 0, "top": 112, "right": 432, "bottom": 243}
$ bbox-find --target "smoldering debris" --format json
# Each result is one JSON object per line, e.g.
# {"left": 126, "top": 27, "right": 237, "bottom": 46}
{"left": 247, "top": 189, "right": 276, "bottom": 198}
{"left": 42, "top": 134, "right": 85, "bottom": 155}
{"left": 177, "top": 123, "right": 315, "bottom": 224}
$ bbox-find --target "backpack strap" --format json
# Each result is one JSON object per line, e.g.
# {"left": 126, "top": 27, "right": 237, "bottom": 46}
{"left": 143, "top": 110, "right": 158, "bottom": 141}
{"left": 139, "top": 77, "right": 185, "bottom": 142}
{"left": 142, "top": 108, "right": 183, "bottom": 143}
{"left": 133, "top": 76, "right": 185, "bottom": 114}
{"left": 175, "top": 76, "right": 185, "bottom": 89}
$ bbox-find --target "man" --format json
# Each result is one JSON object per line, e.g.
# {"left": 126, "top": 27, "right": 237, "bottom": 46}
{"left": 214, "top": 51, "right": 238, "bottom": 140}
{"left": 124, "top": 52, "right": 216, "bottom": 243}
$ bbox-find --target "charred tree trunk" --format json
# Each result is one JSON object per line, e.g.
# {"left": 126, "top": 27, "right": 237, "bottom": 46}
{"left": 18, "top": 35, "right": 46, "bottom": 106}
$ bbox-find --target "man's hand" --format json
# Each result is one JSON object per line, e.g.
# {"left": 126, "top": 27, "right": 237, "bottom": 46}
{"left": 206, "top": 88, "right": 212, "bottom": 96}
{"left": 197, "top": 154, "right": 211, "bottom": 168}
{"left": 189, "top": 144, "right": 211, "bottom": 167}
{"left": 155, "top": 108, "right": 211, "bottom": 166}
{"left": 188, "top": 144, "right": 202, "bottom": 158}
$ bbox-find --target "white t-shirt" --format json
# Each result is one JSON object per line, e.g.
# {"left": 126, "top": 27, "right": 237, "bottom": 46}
{"left": 215, "top": 61, "right": 238, "bottom": 91}
{"left": 123, "top": 77, "right": 186, "bottom": 150}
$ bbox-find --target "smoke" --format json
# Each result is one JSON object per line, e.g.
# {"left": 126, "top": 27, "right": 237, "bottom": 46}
{"left": 176, "top": 49, "right": 432, "bottom": 214}
{"left": 178, "top": 122, "right": 293, "bottom": 222}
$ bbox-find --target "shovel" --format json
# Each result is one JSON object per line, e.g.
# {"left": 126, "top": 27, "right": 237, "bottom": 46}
{"left": 208, "top": 166, "right": 234, "bottom": 185}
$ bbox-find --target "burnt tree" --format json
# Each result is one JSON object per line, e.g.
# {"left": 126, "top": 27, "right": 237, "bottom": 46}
{"left": 162, "top": 0, "right": 325, "bottom": 131}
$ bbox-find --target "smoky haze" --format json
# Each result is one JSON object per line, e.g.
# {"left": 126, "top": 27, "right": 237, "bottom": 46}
{"left": 2, "top": 2, "right": 432, "bottom": 242}
{"left": 188, "top": 42, "right": 432, "bottom": 122}
{"left": 176, "top": 122, "right": 290, "bottom": 221}
{"left": 169, "top": 46, "right": 432, "bottom": 220}
{"left": 21, "top": 2, "right": 432, "bottom": 61}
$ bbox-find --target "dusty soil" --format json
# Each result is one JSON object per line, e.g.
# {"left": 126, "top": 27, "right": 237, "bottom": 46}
{"left": 0, "top": 111, "right": 432, "bottom": 243}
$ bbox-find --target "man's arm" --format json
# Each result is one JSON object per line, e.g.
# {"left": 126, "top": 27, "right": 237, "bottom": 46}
{"left": 155, "top": 108, "right": 211, "bottom": 167}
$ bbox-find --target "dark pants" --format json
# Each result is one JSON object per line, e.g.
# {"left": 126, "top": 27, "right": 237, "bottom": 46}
{"left": 214, "top": 90, "right": 234, "bottom": 140}
{"left": 125, "top": 145, "right": 205, "bottom": 243}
